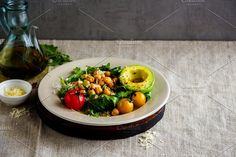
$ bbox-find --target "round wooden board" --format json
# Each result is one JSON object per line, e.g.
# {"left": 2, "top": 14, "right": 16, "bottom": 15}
{"left": 36, "top": 102, "right": 165, "bottom": 140}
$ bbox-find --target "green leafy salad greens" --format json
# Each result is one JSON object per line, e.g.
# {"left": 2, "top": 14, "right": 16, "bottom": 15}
{"left": 58, "top": 63, "right": 151, "bottom": 117}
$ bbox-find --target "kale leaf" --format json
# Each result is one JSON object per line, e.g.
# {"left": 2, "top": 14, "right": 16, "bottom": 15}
{"left": 99, "top": 63, "right": 110, "bottom": 71}
{"left": 88, "top": 94, "right": 119, "bottom": 112}
{"left": 116, "top": 91, "right": 133, "bottom": 98}
{"left": 144, "top": 92, "right": 152, "bottom": 101}
{"left": 110, "top": 66, "right": 122, "bottom": 76}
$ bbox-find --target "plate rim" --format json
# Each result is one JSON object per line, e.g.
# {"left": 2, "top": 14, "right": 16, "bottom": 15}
{"left": 38, "top": 57, "right": 170, "bottom": 126}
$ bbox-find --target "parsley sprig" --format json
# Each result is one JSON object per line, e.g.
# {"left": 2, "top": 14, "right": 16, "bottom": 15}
{"left": 40, "top": 44, "right": 71, "bottom": 66}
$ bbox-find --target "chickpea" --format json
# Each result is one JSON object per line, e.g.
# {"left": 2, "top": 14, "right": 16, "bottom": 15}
{"left": 95, "top": 86, "right": 103, "bottom": 94}
{"left": 89, "top": 89, "right": 96, "bottom": 95}
{"left": 94, "top": 74, "right": 102, "bottom": 79}
{"left": 132, "top": 92, "right": 146, "bottom": 108}
{"left": 84, "top": 80, "right": 90, "bottom": 85}
{"left": 104, "top": 87, "right": 111, "bottom": 95}
{"left": 117, "top": 98, "right": 134, "bottom": 114}
{"left": 93, "top": 70, "right": 100, "bottom": 76}
{"left": 104, "top": 77, "right": 113, "bottom": 84}
{"left": 105, "top": 71, "right": 111, "bottom": 77}
{"left": 111, "top": 108, "right": 119, "bottom": 116}
{"left": 90, "top": 83, "right": 96, "bottom": 89}
{"left": 108, "top": 82, "right": 114, "bottom": 88}
{"left": 77, "top": 80, "right": 83, "bottom": 86}
{"left": 98, "top": 80, "right": 104, "bottom": 86}
{"left": 101, "top": 73, "right": 106, "bottom": 78}
{"left": 83, "top": 80, "right": 90, "bottom": 88}
{"left": 86, "top": 76, "right": 95, "bottom": 83}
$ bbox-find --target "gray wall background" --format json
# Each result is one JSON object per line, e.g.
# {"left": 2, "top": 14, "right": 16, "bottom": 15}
{"left": 0, "top": 0, "right": 236, "bottom": 40}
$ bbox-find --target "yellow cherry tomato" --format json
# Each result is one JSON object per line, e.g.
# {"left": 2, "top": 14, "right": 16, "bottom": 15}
{"left": 111, "top": 108, "right": 119, "bottom": 116}
{"left": 117, "top": 98, "right": 134, "bottom": 114}
{"left": 132, "top": 92, "right": 146, "bottom": 108}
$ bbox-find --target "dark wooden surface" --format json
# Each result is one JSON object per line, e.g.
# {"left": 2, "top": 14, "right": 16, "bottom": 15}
{"left": 0, "top": 0, "right": 236, "bottom": 40}
{"left": 36, "top": 101, "right": 165, "bottom": 140}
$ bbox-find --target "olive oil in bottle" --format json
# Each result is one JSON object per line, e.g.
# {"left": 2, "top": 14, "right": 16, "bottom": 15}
{"left": 0, "top": 46, "right": 47, "bottom": 78}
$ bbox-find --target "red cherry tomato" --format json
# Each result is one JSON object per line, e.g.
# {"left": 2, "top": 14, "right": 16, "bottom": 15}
{"left": 78, "top": 93, "right": 85, "bottom": 106}
{"left": 64, "top": 90, "right": 85, "bottom": 110}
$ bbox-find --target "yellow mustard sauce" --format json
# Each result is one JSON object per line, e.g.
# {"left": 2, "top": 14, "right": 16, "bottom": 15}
{"left": 4, "top": 87, "right": 26, "bottom": 96}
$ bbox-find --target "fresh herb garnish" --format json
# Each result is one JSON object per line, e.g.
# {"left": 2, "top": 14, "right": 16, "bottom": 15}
{"left": 40, "top": 44, "right": 71, "bottom": 66}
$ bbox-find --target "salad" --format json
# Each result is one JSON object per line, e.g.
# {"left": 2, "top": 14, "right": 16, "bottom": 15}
{"left": 57, "top": 63, "right": 155, "bottom": 117}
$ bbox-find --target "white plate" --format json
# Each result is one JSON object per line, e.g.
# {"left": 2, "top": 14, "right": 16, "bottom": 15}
{"left": 38, "top": 57, "right": 170, "bottom": 126}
